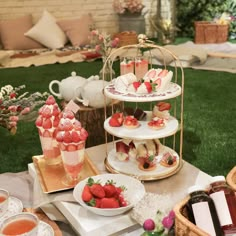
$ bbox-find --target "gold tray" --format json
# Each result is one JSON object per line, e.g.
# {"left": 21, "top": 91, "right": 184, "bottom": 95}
{"left": 33, "top": 153, "right": 100, "bottom": 194}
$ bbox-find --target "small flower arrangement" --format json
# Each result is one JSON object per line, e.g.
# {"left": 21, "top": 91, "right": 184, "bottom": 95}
{"left": 214, "top": 12, "right": 235, "bottom": 25}
{"left": 90, "top": 29, "right": 120, "bottom": 58}
{"left": 0, "top": 85, "right": 49, "bottom": 134}
{"left": 113, "top": 0, "right": 144, "bottom": 15}
{"left": 142, "top": 210, "right": 175, "bottom": 236}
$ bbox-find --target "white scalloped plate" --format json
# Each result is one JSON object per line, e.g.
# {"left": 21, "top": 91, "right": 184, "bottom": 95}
{"left": 104, "top": 115, "right": 179, "bottom": 140}
{"left": 105, "top": 145, "right": 181, "bottom": 181}
{"left": 38, "top": 221, "right": 54, "bottom": 236}
{"left": 104, "top": 82, "right": 182, "bottom": 102}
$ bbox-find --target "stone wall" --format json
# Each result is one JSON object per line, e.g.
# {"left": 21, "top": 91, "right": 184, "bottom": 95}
{"left": 0, "top": 0, "right": 154, "bottom": 36}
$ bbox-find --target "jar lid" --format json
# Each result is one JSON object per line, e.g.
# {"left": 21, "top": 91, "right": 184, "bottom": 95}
{"left": 188, "top": 185, "right": 205, "bottom": 194}
{"left": 210, "top": 176, "right": 226, "bottom": 184}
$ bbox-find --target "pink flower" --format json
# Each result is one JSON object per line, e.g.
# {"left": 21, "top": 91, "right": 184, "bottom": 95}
{"left": 162, "top": 211, "right": 175, "bottom": 229}
{"left": 21, "top": 107, "right": 30, "bottom": 115}
{"left": 9, "top": 116, "right": 19, "bottom": 122}
{"left": 91, "top": 30, "right": 98, "bottom": 36}
{"left": 8, "top": 105, "right": 18, "bottom": 112}
{"left": 95, "top": 45, "right": 101, "bottom": 52}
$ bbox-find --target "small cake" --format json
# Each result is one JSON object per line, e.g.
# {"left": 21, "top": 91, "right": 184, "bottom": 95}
{"left": 147, "top": 117, "right": 166, "bottom": 130}
{"left": 109, "top": 112, "right": 124, "bottom": 127}
{"left": 153, "top": 101, "right": 171, "bottom": 120}
{"left": 160, "top": 152, "right": 177, "bottom": 167}
{"left": 114, "top": 73, "right": 137, "bottom": 93}
{"left": 123, "top": 116, "right": 140, "bottom": 129}
{"left": 115, "top": 140, "right": 137, "bottom": 161}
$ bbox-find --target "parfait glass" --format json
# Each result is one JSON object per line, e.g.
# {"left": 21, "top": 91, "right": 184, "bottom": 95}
{"left": 135, "top": 56, "right": 149, "bottom": 80}
{"left": 120, "top": 57, "right": 134, "bottom": 75}
{"left": 60, "top": 141, "right": 86, "bottom": 186}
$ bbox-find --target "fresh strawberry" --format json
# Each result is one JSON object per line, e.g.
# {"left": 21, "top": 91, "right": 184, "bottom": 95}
{"left": 46, "top": 95, "right": 56, "bottom": 105}
{"left": 35, "top": 116, "right": 43, "bottom": 127}
{"left": 71, "top": 131, "right": 81, "bottom": 143}
{"left": 100, "top": 197, "right": 120, "bottom": 208}
{"left": 153, "top": 78, "right": 161, "bottom": 89}
{"left": 67, "top": 144, "right": 77, "bottom": 151}
{"left": 63, "top": 110, "right": 74, "bottom": 119}
{"left": 42, "top": 118, "right": 52, "bottom": 129}
{"left": 73, "top": 120, "right": 82, "bottom": 130}
{"left": 82, "top": 185, "right": 93, "bottom": 202}
{"left": 103, "top": 180, "right": 117, "bottom": 197}
{"left": 90, "top": 184, "right": 106, "bottom": 198}
{"left": 94, "top": 198, "right": 102, "bottom": 208}
{"left": 109, "top": 117, "right": 122, "bottom": 127}
{"left": 41, "top": 106, "right": 52, "bottom": 118}
{"left": 59, "top": 143, "right": 66, "bottom": 151}
{"left": 112, "top": 112, "right": 124, "bottom": 124}
{"left": 118, "top": 194, "right": 128, "bottom": 207}
{"left": 146, "top": 69, "right": 157, "bottom": 79}
{"left": 157, "top": 102, "right": 171, "bottom": 111}
{"left": 63, "top": 131, "right": 72, "bottom": 143}
{"left": 56, "top": 131, "right": 64, "bottom": 142}
{"left": 63, "top": 120, "right": 73, "bottom": 131}
{"left": 52, "top": 104, "right": 60, "bottom": 116}
{"left": 132, "top": 81, "right": 141, "bottom": 91}
{"left": 53, "top": 116, "right": 60, "bottom": 127}
{"left": 80, "top": 128, "right": 88, "bottom": 141}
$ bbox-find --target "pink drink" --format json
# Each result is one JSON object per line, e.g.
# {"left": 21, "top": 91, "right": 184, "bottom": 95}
{"left": 135, "top": 57, "right": 149, "bottom": 80}
{"left": 60, "top": 142, "right": 85, "bottom": 184}
{"left": 120, "top": 58, "right": 134, "bottom": 75}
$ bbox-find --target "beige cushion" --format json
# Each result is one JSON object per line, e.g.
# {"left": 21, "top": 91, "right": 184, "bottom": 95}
{"left": 57, "top": 14, "right": 93, "bottom": 46}
{"left": 25, "top": 10, "right": 68, "bottom": 49}
{"left": 0, "top": 15, "right": 44, "bottom": 50}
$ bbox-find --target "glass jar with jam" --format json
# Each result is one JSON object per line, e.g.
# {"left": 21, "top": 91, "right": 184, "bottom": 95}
{"left": 187, "top": 185, "right": 223, "bottom": 236}
{"left": 209, "top": 175, "right": 236, "bottom": 235}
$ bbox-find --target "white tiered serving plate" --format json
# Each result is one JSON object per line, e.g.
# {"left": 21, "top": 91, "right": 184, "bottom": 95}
{"left": 104, "top": 115, "right": 179, "bottom": 140}
{"left": 104, "top": 82, "right": 182, "bottom": 102}
{"left": 105, "top": 145, "right": 181, "bottom": 181}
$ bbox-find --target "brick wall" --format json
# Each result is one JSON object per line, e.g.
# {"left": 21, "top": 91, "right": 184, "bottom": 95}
{"left": 0, "top": 0, "right": 153, "bottom": 36}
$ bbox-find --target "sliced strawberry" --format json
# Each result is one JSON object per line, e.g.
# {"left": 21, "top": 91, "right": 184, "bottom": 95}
{"left": 82, "top": 185, "right": 93, "bottom": 202}
{"left": 46, "top": 95, "right": 56, "bottom": 105}
{"left": 132, "top": 81, "right": 141, "bottom": 91}
{"left": 42, "top": 118, "right": 52, "bottom": 129}
{"left": 67, "top": 144, "right": 77, "bottom": 151}
{"left": 158, "top": 69, "right": 168, "bottom": 77}
{"left": 153, "top": 78, "right": 161, "bottom": 89}
{"left": 100, "top": 197, "right": 120, "bottom": 208}
{"left": 144, "top": 82, "right": 152, "bottom": 93}
{"left": 56, "top": 131, "right": 64, "bottom": 142}
{"left": 145, "top": 69, "right": 157, "bottom": 79}
{"left": 43, "top": 130, "right": 51, "bottom": 137}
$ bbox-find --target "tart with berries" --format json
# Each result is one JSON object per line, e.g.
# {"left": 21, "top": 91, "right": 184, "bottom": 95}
{"left": 123, "top": 116, "right": 140, "bottom": 129}
{"left": 147, "top": 117, "right": 165, "bottom": 130}
{"left": 137, "top": 155, "right": 157, "bottom": 171}
{"left": 160, "top": 152, "right": 177, "bottom": 167}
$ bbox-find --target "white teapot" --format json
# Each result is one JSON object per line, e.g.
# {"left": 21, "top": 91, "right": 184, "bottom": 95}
{"left": 49, "top": 71, "right": 88, "bottom": 102}
{"left": 79, "top": 79, "right": 112, "bottom": 108}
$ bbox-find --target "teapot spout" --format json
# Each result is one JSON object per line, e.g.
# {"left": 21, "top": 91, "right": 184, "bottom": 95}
{"left": 76, "top": 97, "right": 89, "bottom": 107}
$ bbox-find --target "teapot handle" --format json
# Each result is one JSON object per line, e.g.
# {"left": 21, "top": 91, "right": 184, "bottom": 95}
{"left": 49, "top": 80, "right": 62, "bottom": 99}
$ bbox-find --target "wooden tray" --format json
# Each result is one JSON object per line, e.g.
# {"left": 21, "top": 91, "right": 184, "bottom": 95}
{"left": 33, "top": 153, "right": 99, "bottom": 194}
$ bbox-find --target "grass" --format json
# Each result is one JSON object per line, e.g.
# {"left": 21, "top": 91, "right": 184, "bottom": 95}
{"left": 0, "top": 60, "right": 235, "bottom": 177}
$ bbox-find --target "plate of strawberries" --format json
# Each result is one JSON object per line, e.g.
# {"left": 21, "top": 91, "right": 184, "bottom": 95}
{"left": 73, "top": 174, "right": 145, "bottom": 216}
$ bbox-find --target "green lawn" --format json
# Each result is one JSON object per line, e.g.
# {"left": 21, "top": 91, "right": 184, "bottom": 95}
{"left": 0, "top": 59, "right": 235, "bottom": 177}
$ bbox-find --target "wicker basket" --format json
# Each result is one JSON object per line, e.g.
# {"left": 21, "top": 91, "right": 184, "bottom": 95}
{"left": 113, "top": 31, "right": 138, "bottom": 47}
{"left": 174, "top": 197, "right": 209, "bottom": 236}
{"left": 226, "top": 166, "right": 236, "bottom": 191}
{"left": 194, "top": 21, "right": 229, "bottom": 44}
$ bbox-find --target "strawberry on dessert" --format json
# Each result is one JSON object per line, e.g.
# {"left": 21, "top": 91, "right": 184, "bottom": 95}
{"left": 56, "top": 108, "right": 88, "bottom": 183}
{"left": 160, "top": 152, "right": 177, "bottom": 167}
{"left": 115, "top": 140, "right": 137, "bottom": 161}
{"left": 127, "top": 81, "right": 141, "bottom": 93}
{"left": 153, "top": 101, "right": 171, "bottom": 120}
{"left": 123, "top": 115, "right": 140, "bottom": 129}
{"left": 109, "top": 112, "right": 124, "bottom": 127}
{"left": 35, "top": 95, "right": 62, "bottom": 165}
{"left": 147, "top": 117, "right": 166, "bottom": 130}
{"left": 143, "top": 68, "right": 173, "bottom": 92}
{"left": 136, "top": 81, "right": 155, "bottom": 94}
